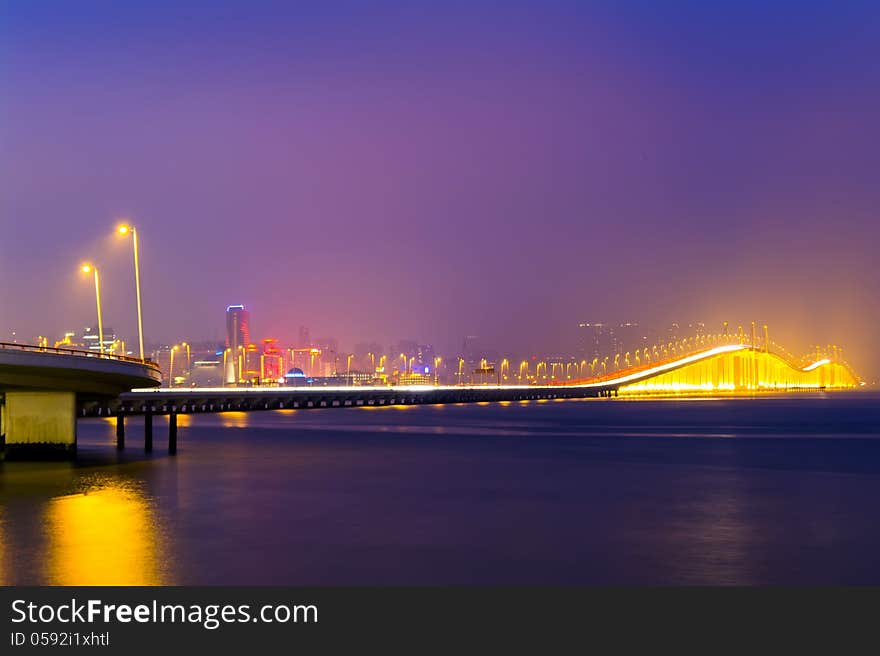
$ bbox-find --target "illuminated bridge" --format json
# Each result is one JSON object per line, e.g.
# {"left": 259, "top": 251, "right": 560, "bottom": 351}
{"left": 0, "top": 335, "right": 861, "bottom": 458}
{"left": 0, "top": 342, "right": 161, "bottom": 458}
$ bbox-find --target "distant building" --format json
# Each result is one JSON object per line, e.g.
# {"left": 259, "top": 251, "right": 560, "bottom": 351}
{"left": 190, "top": 359, "right": 223, "bottom": 387}
{"left": 283, "top": 367, "right": 310, "bottom": 387}
{"left": 226, "top": 305, "right": 250, "bottom": 352}
{"left": 261, "top": 338, "right": 283, "bottom": 382}
{"left": 612, "top": 322, "right": 647, "bottom": 356}
{"left": 81, "top": 326, "right": 119, "bottom": 354}
{"left": 578, "top": 323, "right": 614, "bottom": 360}
{"left": 225, "top": 304, "right": 250, "bottom": 382}
{"left": 297, "top": 326, "right": 311, "bottom": 349}
{"left": 462, "top": 335, "right": 497, "bottom": 370}
{"left": 578, "top": 321, "right": 652, "bottom": 360}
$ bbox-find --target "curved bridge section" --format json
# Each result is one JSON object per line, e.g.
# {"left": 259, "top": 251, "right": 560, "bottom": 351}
{"left": 562, "top": 343, "right": 860, "bottom": 395}
{"left": 0, "top": 343, "right": 161, "bottom": 458}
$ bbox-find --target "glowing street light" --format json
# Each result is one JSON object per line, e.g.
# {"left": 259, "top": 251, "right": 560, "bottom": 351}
{"left": 168, "top": 345, "right": 180, "bottom": 387}
{"left": 80, "top": 264, "right": 105, "bottom": 355}
{"left": 117, "top": 223, "right": 145, "bottom": 361}
{"left": 433, "top": 356, "right": 442, "bottom": 385}
{"left": 181, "top": 341, "right": 191, "bottom": 369}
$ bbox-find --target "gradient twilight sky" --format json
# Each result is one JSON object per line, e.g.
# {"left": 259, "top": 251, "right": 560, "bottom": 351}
{"left": 2, "top": 1, "right": 879, "bottom": 369}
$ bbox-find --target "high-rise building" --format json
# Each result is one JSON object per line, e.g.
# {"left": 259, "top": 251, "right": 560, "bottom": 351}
{"left": 578, "top": 323, "right": 614, "bottom": 360}
{"left": 226, "top": 305, "right": 250, "bottom": 352}
{"left": 81, "top": 326, "right": 119, "bottom": 354}
{"left": 612, "top": 322, "right": 646, "bottom": 356}
{"left": 225, "top": 304, "right": 251, "bottom": 384}
{"left": 297, "top": 326, "right": 311, "bottom": 349}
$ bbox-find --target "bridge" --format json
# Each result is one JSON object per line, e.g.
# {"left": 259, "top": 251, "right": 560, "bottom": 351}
{"left": 0, "top": 342, "right": 161, "bottom": 458}
{"left": 0, "top": 336, "right": 861, "bottom": 459}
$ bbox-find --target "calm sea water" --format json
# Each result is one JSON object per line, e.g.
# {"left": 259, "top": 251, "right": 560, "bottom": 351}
{"left": 1, "top": 393, "right": 879, "bottom": 585}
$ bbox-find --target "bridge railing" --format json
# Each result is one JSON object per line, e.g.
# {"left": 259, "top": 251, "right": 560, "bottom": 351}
{"left": 0, "top": 341, "right": 158, "bottom": 367}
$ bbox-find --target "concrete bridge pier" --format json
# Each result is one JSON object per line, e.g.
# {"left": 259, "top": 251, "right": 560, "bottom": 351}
{"left": 116, "top": 413, "right": 125, "bottom": 449}
{"left": 169, "top": 412, "right": 177, "bottom": 455}
{"left": 144, "top": 410, "right": 153, "bottom": 452}
{"left": 0, "top": 391, "right": 77, "bottom": 459}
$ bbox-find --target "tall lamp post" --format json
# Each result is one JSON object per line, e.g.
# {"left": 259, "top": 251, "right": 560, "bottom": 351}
{"left": 181, "top": 341, "right": 191, "bottom": 369}
{"left": 80, "top": 264, "right": 104, "bottom": 355}
{"left": 117, "top": 224, "right": 145, "bottom": 360}
{"left": 168, "top": 345, "right": 179, "bottom": 387}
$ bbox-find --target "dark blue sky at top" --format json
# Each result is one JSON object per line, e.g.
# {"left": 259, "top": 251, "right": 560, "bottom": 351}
{"left": 2, "top": 1, "right": 879, "bottom": 367}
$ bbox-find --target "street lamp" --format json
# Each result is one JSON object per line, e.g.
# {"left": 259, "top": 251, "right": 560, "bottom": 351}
{"left": 433, "top": 356, "right": 442, "bottom": 385}
{"left": 117, "top": 223, "right": 145, "bottom": 361}
{"left": 80, "top": 264, "right": 104, "bottom": 355}
{"left": 181, "top": 341, "right": 191, "bottom": 369}
{"left": 168, "top": 345, "right": 179, "bottom": 387}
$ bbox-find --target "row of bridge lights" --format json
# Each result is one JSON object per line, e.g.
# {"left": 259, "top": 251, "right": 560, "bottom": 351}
{"left": 80, "top": 224, "right": 145, "bottom": 360}
{"left": 450, "top": 330, "right": 815, "bottom": 385}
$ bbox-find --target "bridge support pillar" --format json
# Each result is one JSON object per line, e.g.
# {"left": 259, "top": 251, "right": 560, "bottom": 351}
{"left": 144, "top": 410, "right": 153, "bottom": 453}
{"left": 1, "top": 391, "right": 76, "bottom": 459}
{"left": 168, "top": 412, "right": 177, "bottom": 455}
{"left": 116, "top": 414, "right": 125, "bottom": 449}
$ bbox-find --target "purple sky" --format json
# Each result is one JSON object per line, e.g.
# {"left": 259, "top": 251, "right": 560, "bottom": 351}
{"left": 2, "top": 1, "right": 879, "bottom": 370}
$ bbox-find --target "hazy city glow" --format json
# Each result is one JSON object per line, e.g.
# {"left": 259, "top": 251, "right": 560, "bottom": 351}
{"left": 1, "top": 2, "right": 878, "bottom": 380}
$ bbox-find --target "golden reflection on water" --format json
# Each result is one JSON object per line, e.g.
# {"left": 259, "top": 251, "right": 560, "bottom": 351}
{"left": 173, "top": 413, "right": 193, "bottom": 427}
{"left": 274, "top": 409, "right": 297, "bottom": 416}
{"left": 219, "top": 411, "right": 250, "bottom": 428}
{"left": 44, "top": 484, "right": 165, "bottom": 585}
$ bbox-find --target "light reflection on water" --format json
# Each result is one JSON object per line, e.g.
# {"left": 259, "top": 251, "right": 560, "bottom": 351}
{"left": 218, "top": 411, "right": 249, "bottom": 428}
{"left": 0, "top": 462, "right": 168, "bottom": 585}
{"left": 44, "top": 482, "right": 166, "bottom": 585}
{"left": 1, "top": 394, "right": 879, "bottom": 585}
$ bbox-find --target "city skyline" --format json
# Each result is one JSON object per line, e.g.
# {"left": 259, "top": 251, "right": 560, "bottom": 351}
{"left": 3, "top": 1, "right": 878, "bottom": 370}
{"left": 23, "top": 302, "right": 858, "bottom": 389}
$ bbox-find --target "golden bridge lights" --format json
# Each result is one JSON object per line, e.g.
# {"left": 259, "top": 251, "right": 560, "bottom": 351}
{"left": 116, "top": 222, "right": 145, "bottom": 360}
{"left": 609, "top": 347, "right": 859, "bottom": 396}
{"left": 80, "top": 263, "right": 104, "bottom": 355}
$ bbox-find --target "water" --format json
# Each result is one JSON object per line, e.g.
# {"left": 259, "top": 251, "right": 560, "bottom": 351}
{"left": 1, "top": 393, "right": 879, "bottom": 585}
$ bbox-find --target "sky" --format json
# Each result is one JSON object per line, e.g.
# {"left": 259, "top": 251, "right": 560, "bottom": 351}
{"left": 2, "top": 1, "right": 879, "bottom": 370}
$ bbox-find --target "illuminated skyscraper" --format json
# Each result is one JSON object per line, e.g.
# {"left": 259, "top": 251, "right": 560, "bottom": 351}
{"left": 226, "top": 305, "right": 250, "bottom": 351}
{"left": 225, "top": 304, "right": 250, "bottom": 383}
